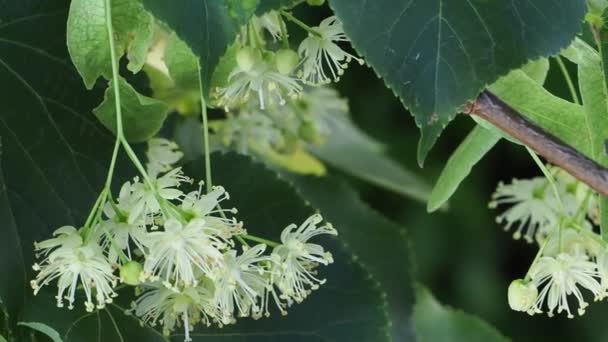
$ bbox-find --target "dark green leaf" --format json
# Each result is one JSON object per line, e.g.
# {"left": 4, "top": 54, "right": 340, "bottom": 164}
{"left": 0, "top": 0, "right": 134, "bottom": 335}
{"left": 287, "top": 174, "right": 416, "bottom": 341}
{"left": 307, "top": 99, "right": 431, "bottom": 203}
{"left": 329, "top": 0, "right": 587, "bottom": 164}
{"left": 140, "top": 0, "right": 257, "bottom": 95}
{"left": 67, "top": 0, "right": 154, "bottom": 88}
{"left": 22, "top": 290, "right": 167, "bottom": 342}
{"left": 94, "top": 77, "right": 170, "bottom": 142}
{"left": 18, "top": 322, "right": 63, "bottom": 342}
{"left": 413, "top": 286, "right": 509, "bottom": 342}
{"left": 0, "top": 148, "right": 26, "bottom": 328}
{"left": 428, "top": 126, "right": 500, "bottom": 213}
{"left": 182, "top": 153, "right": 391, "bottom": 341}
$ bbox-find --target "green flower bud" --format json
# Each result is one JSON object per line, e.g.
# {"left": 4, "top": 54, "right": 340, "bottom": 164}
{"left": 306, "top": 0, "right": 326, "bottom": 6}
{"left": 120, "top": 261, "right": 144, "bottom": 286}
{"left": 299, "top": 121, "right": 322, "bottom": 145}
{"left": 275, "top": 49, "right": 300, "bottom": 75}
{"left": 236, "top": 47, "right": 261, "bottom": 72}
{"left": 507, "top": 279, "right": 537, "bottom": 312}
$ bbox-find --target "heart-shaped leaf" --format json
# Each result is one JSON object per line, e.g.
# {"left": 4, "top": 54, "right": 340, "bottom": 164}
{"left": 329, "top": 0, "right": 587, "bottom": 163}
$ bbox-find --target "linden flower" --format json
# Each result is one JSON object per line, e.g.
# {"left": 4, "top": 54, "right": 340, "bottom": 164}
{"left": 181, "top": 184, "right": 243, "bottom": 238}
{"left": 135, "top": 282, "right": 215, "bottom": 342}
{"left": 272, "top": 214, "right": 337, "bottom": 302}
{"left": 215, "top": 60, "right": 302, "bottom": 111}
{"left": 528, "top": 250, "right": 604, "bottom": 318}
{"left": 146, "top": 138, "right": 184, "bottom": 178}
{"left": 142, "top": 218, "right": 228, "bottom": 289}
{"left": 490, "top": 178, "right": 561, "bottom": 243}
{"left": 297, "top": 16, "right": 363, "bottom": 85}
{"left": 31, "top": 226, "right": 117, "bottom": 312}
{"left": 211, "top": 244, "right": 270, "bottom": 325}
{"left": 254, "top": 11, "right": 283, "bottom": 41}
{"left": 129, "top": 168, "right": 192, "bottom": 224}
{"left": 99, "top": 219, "right": 147, "bottom": 265}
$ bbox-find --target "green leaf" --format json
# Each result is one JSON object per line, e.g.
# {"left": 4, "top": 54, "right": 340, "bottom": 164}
{"left": 93, "top": 77, "right": 170, "bottom": 142}
{"left": 413, "top": 286, "right": 509, "bottom": 342}
{"left": 286, "top": 174, "right": 416, "bottom": 341}
{"left": 0, "top": 147, "right": 26, "bottom": 327}
{"left": 67, "top": 0, "right": 154, "bottom": 88}
{"left": 18, "top": 322, "right": 63, "bottom": 342}
{"left": 140, "top": 0, "right": 257, "bottom": 95}
{"left": 182, "top": 153, "right": 391, "bottom": 341}
{"left": 0, "top": 334, "right": 6, "bottom": 342}
{"left": 165, "top": 34, "right": 200, "bottom": 90}
{"left": 488, "top": 70, "right": 590, "bottom": 155}
{"left": 428, "top": 126, "right": 500, "bottom": 213}
{"left": 307, "top": 100, "right": 431, "bottom": 203}
{"left": 329, "top": 0, "right": 587, "bottom": 164}
{"left": 256, "top": 0, "right": 300, "bottom": 14}
{"left": 564, "top": 37, "right": 608, "bottom": 239}
{"left": 145, "top": 33, "right": 201, "bottom": 115}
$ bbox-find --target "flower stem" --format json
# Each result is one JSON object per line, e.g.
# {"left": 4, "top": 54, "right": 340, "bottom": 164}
{"left": 104, "top": 0, "right": 155, "bottom": 191}
{"left": 280, "top": 10, "right": 322, "bottom": 37}
{"left": 241, "top": 234, "right": 280, "bottom": 247}
{"left": 197, "top": 62, "right": 213, "bottom": 193}
{"left": 527, "top": 147, "right": 566, "bottom": 251}
{"left": 524, "top": 239, "right": 548, "bottom": 282}
{"left": 555, "top": 56, "right": 581, "bottom": 105}
{"left": 279, "top": 15, "right": 290, "bottom": 48}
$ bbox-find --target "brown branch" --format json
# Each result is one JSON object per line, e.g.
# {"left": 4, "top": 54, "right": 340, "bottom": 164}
{"left": 464, "top": 90, "right": 608, "bottom": 196}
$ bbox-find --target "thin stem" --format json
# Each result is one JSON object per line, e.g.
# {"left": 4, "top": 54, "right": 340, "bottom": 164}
{"left": 105, "top": 0, "right": 154, "bottom": 191}
{"left": 555, "top": 56, "right": 581, "bottom": 105}
{"left": 279, "top": 15, "right": 290, "bottom": 48}
{"left": 241, "top": 234, "right": 280, "bottom": 247}
{"left": 236, "top": 235, "right": 250, "bottom": 247}
{"left": 524, "top": 239, "right": 548, "bottom": 281}
{"left": 84, "top": 189, "right": 108, "bottom": 229}
{"left": 197, "top": 62, "right": 213, "bottom": 193}
{"left": 527, "top": 147, "right": 566, "bottom": 251}
{"left": 527, "top": 148, "right": 565, "bottom": 212}
{"left": 280, "top": 10, "right": 322, "bottom": 37}
{"left": 104, "top": 0, "right": 124, "bottom": 139}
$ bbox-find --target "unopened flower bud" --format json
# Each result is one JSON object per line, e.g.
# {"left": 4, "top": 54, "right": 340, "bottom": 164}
{"left": 120, "top": 261, "right": 144, "bottom": 286}
{"left": 508, "top": 279, "right": 537, "bottom": 312}
{"left": 275, "top": 49, "right": 300, "bottom": 75}
{"left": 236, "top": 47, "right": 261, "bottom": 72}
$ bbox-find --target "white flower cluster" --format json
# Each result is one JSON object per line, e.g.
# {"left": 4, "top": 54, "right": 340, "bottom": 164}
{"left": 214, "top": 10, "right": 363, "bottom": 111}
{"left": 213, "top": 87, "right": 348, "bottom": 158}
{"left": 490, "top": 168, "right": 597, "bottom": 243}
{"left": 30, "top": 138, "right": 337, "bottom": 341}
{"left": 493, "top": 167, "right": 607, "bottom": 318}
